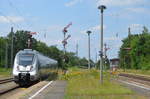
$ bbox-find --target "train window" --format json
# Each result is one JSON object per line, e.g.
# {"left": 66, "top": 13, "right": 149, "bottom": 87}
{"left": 19, "top": 54, "right": 34, "bottom": 66}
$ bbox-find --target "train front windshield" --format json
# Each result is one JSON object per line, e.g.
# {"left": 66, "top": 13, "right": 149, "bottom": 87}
{"left": 19, "top": 54, "right": 34, "bottom": 66}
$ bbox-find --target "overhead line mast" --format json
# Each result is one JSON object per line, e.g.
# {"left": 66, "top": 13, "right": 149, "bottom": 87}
{"left": 76, "top": 43, "right": 78, "bottom": 57}
{"left": 10, "top": 27, "right": 14, "bottom": 68}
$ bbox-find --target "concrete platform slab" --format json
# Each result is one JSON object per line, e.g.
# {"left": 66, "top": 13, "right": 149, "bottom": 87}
{"left": 30, "top": 80, "right": 67, "bottom": 99}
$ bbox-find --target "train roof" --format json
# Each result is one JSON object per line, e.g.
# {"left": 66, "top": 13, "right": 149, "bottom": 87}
{"left": 17, "top": 49, "right": 57, "bottom": 63}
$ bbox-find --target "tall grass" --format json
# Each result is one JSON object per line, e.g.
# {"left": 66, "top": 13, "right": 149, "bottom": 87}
{"left": 63, "top": 69, "right": 148, "bottom": 99}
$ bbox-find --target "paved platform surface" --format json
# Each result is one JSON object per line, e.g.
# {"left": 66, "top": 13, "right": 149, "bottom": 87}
{"left": 32, "top": 80, "right": 67, "bottom": 99}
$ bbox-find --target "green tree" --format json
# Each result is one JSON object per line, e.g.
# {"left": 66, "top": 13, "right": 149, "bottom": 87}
{"left": 119, "top": 26, "right": 150, "bottom": 70}
{"left": 0, "top": 37, "right": 7, "bottom": 67}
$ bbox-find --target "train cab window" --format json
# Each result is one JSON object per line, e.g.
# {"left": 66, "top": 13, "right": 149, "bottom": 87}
{"left": 19, "top": 54, "right": 34, "bottom": 66}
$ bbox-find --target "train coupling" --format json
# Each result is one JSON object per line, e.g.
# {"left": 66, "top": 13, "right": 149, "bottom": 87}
{"left": 18, "top": 73, "right": 30, "bottom": 81}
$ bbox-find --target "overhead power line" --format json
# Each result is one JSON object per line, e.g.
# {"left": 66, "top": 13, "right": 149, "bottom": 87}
{"left": 7, "top": 0, "right": 22, "bottom": 16}
{"left": 7, "top": 0, "right": 33, "bottom": 29}
{"left": 0, "top": 11, "right": 20, "bottom": 28}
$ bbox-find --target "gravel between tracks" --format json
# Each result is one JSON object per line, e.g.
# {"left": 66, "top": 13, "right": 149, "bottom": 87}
{"left": 118, "top": 76, "right": 150, "bottom": 97}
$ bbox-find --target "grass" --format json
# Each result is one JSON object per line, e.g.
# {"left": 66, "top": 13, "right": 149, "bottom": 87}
{"left": 0, "top": 67, "right": 12, "bottom": 77}
{"left": 62, "top": 68, "right": 148, "bottom": 99}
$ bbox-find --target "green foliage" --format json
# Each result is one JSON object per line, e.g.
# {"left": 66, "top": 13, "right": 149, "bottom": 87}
{"left": 0, "top": 37, "right": 8, "bottom": 67}
{"left": 0, "top": 67, "right": 12, "bottom": 77}
{"left": 0, "top": 30, "right": 89, "bottom": 69}
{"left": 119, "top": 26, "right": 150, "bottom": 70}
{"left": 78, "top": 57, "right": 88, "bottom": 67}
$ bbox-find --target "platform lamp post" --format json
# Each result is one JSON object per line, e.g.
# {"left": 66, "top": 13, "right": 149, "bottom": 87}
{"left": 98, "top": 5, "right": 106, "bottom": 83}
{"left": 86, "top": 30, "right": 92, "bottom": 69}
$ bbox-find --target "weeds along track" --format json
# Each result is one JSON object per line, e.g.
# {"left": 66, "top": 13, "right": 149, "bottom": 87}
{"left": 119, "top": 73, "right": 150, "bottom": 82}
{"left": 0, "top": 78, "right": 14, "bottom": 84}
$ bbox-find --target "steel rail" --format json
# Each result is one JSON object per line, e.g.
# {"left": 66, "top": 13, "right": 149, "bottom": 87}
{"left": 0, "top": 78, "right": 14, "bottom": 84}
{"left": 119, "top": 73, "right": 150, "bottom": 82}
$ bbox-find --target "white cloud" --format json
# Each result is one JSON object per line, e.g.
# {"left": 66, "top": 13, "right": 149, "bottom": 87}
{"left": 71, "top": 36, "right": 81, "bottom": 43}
{"left": 91, "top": 25, "right": 100, "bottom": 31}
{"left": 0, "top": 16, "right": 24, "bottom": 23}
{"left": 65, "top": 0, "right": 83, "bottom": 7}
{"left": 130, "top": 24, "right": 142, "bottom": 28}
{"left": 108, "top": 7, "right": 149, "bottom": 20}
{"left": 112, "top": 44, "right": 121, "bottom": 48}
{"left": 80, "top": 25, "right": 106, "bottom": 34}
{"left": 37, "top": 25, "right": 63, "bottom": 34}
{"left": 97, "top": 0, "right": 147, "bottom": 6}
{"left": 129, "top": 24, "right": 143, "bottom": 33}
{"left": 47, "top": 25, "right": 63, "bottom": 32}
{"left": 126, "top": 7, "right": 148, "bottom": 14}
{"left": 104, "top": 37, "right": 121, "bottom": 41}
{"left": 46, "top": 39, "right": 62, "bottom": 46}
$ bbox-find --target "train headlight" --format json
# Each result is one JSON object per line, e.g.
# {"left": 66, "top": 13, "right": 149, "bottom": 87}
{"left": 26, "top": 65, "right": 33, "bottom": 71}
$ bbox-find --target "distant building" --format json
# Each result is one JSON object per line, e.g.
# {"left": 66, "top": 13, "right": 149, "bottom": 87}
{"left": 110, "top": 58, "right": 119, "bottom": 69}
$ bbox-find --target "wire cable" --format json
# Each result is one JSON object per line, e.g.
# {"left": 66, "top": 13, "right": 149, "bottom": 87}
{"left": 7, "top": 0, "right": 33, "bottom": 29}
{"left": 0, "top": 11, "right": 20, "bottom": 29}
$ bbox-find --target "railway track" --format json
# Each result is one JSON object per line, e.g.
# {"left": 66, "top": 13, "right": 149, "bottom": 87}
{"left": 0, "top": 77, "right": 19, "bottom": 96}
{"left": 0, "top": 85, "right": 19, "bottom": 95}
{"left": 119, "top": 73, "right": 150, "bottom": 82}
{"left": 0, "top": 78, "right": 14, "bottom": 84}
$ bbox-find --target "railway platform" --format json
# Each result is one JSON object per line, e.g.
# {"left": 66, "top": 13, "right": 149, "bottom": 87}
{"left": 29, "top": 80, "right": 67, "bottom": 99}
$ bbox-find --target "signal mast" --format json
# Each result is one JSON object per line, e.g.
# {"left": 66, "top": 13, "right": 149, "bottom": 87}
{"left": 104, "top": 43, "right": 110, "bottom": 70}
{"left": 27, "top": 32, "right": 37, "bottom": 48}
{"left": 62, "top": 22, "right": 72, "bottom": 63}
{"left": 62, "top": 22, "right": 72, "bottom": 54}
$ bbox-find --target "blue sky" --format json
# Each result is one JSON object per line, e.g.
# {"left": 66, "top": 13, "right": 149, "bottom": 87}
{"left": 0, "top": 0, "right": 150, "bottom": 61}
